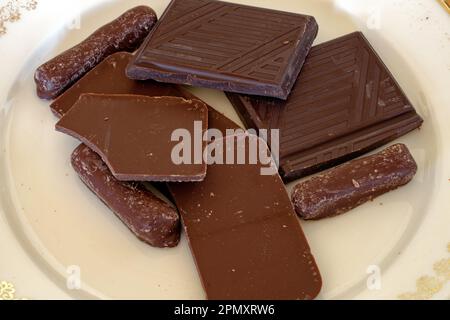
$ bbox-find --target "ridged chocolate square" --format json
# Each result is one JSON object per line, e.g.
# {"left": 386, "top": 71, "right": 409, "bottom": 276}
{"left": 126, "top": 0, "right": 318, "bottom": 99}
{"left": 226, "top": 32, "right": 423, "bottom": 182}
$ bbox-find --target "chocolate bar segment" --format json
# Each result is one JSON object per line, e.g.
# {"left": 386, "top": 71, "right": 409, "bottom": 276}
{"left": 127, "top": 0, "right": 318, "bottom": 99}
{"left": 226, "top": 32, "right": 423, "bottom": 181}
{"left": 71, "top": 144, "right": 180, "bottom": 247}
{"left": 56, "top": 94, "right": 208, "bottom": 182}
{"left": 168, "top": 134, "right": 322, "bottom": 300}
{"left": 35, "top": 6, "right": 157, "bottom": 100}
{"left": 292, "top": 144, "right": 417, "bottom": 220}
{"left": 50, "top": 51, "right": 245, "bottom": 131}
{"left": 50, "top": 52, "right": 185, "bottom": 118}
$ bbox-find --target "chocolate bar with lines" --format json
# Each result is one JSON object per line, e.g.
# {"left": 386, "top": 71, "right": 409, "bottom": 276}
{"left": 291, "top": 143, "right": 418, "bottom": 220}
{"left": 126, "top": 0, "right": 318, "bottom": 99}
{"left": 226, "top": 32, "right": 423, "bottom": 181}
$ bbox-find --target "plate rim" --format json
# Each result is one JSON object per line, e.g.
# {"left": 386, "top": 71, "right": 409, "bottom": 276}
{"left": 0, "top": 0, "right": 449, "bottom": 300}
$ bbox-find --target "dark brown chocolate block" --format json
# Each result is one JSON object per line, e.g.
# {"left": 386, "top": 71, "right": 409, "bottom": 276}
{"left": 72, "top": 144, "right": 180, "bottom": 247}
{"left": 56, "top": 94, "right": 208, "bottom": 182}
{"left": 127, "top": 0, "right": 318, "bottom": 100}
{"left": 168, "top": 134, "right": 322, "bottom": 300}
{"left": 35, "top": 6, "right": 157, "bottom": 100}
{"left": 291, "top": 144, "right": 417, "bottom": 220}
{"left": 226, "top": 32, "right": 423, "bottom": 182}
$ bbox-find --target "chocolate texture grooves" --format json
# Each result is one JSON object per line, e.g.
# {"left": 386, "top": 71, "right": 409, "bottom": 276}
{"left": 127, "top": 0, "right": 318, "bottom": 99}
{"left": 226, "top": 32, "right": 423, "bottom": 181}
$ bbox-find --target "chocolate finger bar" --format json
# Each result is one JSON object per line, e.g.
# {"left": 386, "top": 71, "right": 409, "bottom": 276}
{"left": 35, "top": 6, "right": 157, "bottom": 100}
{"left": 127, "top": 0, "right": 318, "bottom": 99}
{"left": 168, "top": 134, "right": 322, "bottom": 299}
{"left": 226, "top": 32, "right": 423, "bottom": 181}
{"left": 291, "top": 144, "right": 417, "bottom": 220}
{"left": 71, "top": 144, "right": 180, "bottom": 247}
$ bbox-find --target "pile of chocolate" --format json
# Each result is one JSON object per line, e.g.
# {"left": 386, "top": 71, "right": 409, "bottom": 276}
{"left": 34, "top": 1, "right": 422, "bottom": 300}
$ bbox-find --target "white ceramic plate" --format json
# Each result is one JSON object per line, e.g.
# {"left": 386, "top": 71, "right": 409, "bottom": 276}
{"left": 0, "top": 0, "right": 449, "bottom": 300}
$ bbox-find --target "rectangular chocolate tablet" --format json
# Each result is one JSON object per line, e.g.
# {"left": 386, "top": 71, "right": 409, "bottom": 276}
{"left": 56, "top": 94, "right": 208, "bottom": 182}
{"left": 226, "top": 32, "right": 423, "bottom": 182}
{"left": 168, "top": 134, "right": 322, "bottom": 300}
{"left": 126, "top": 0, "right": 318, "bottom": 99}
{"left": 71, "top": 144, "right": 180, "bottom": 247}
{"left": 291, "top": 144, "right": 417, "bottom": 220}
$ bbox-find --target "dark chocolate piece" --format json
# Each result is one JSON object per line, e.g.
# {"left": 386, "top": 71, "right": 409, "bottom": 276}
{"left": 71, "top": 144, "right": 180, "bottom": 247}
{"left": 35, "top": 6, "right": 157, "bottom": 100}
{"left": 50, "top": 52, "right": 185, "bottom": 118}
{"left": 226, "top": 32, "right": 423, "bottom": 182}
{"left": 168, "top": 134, "right": 322, "bottom": 300}
{"left": 291, "top": 143, "right": 417, "bottom": 220}
{"left": 56, "top": 94, "right": 208, "bottom": 182}
{"left": 127, "top": 0, "right": 318, "bottom": 100}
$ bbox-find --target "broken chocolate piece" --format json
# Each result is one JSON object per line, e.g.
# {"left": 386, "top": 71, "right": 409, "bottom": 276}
{"left": 291, "top": 143, "right": 417, "bottom": 220}
{"left": 71, "top": 144, "right": 180, "bottom": 247}
{"left": 49, "top": 51, "right": 245, "bottom": 132}
{"left": 127, "top": 0, "right": 318, "bottom": 99}
{"left": 56, "top": 94, "right": 208, "bottom": 182}
{"left": 226, "top": 32, "right": 423, "bottom": 181}
{"left": 168, "top": 134, "right": 322, "bottom": 300}
{"left": 50, "top": 52, "right": 186, "bottom": 118}
{"left": 35, "top": 6, "right": 157, "bottom": 100}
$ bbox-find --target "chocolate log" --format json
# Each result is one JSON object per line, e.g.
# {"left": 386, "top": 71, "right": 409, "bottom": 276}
{"left": 291, "top": 144, "right": 417, "bottom": 220}
{"left": 71, "top": 144, "right": 180, "bottom": 248}
{"left": 49, "top": 51, "right": 246, "bottom": 131}
{"left": 127, "top": 0, "right": 318, "bottom": 99}
{"left": 50, "top": 52, "right": 183, "bottom": 118}
{"left": 35, "top": 6, "right": 157, "bottom": 100}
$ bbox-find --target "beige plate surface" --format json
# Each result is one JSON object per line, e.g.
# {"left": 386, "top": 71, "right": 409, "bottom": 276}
{"left": 0, "top": 0, "right": 449, "bottom": 300}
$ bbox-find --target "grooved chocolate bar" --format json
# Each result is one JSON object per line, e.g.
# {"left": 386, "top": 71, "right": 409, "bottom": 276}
{"left": 35, "top": 6, "right": 157, "bottom": 100}
{"left": 126, "top": 0, "right": 318, "bottom": 99}
{"left": 226, "top": 32, "right": 423, "bottom": 182}
{"left": 56, "top": 94, "right": 208, "bottom": 182}
{"left": 291, "top": 144, "right": 417, "bottom": 220}
{"left": 71, "top": 144, "right": 180, "bottom": 247}
{"left": 168, "top": 134, "right": 322, "bottom": 300}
